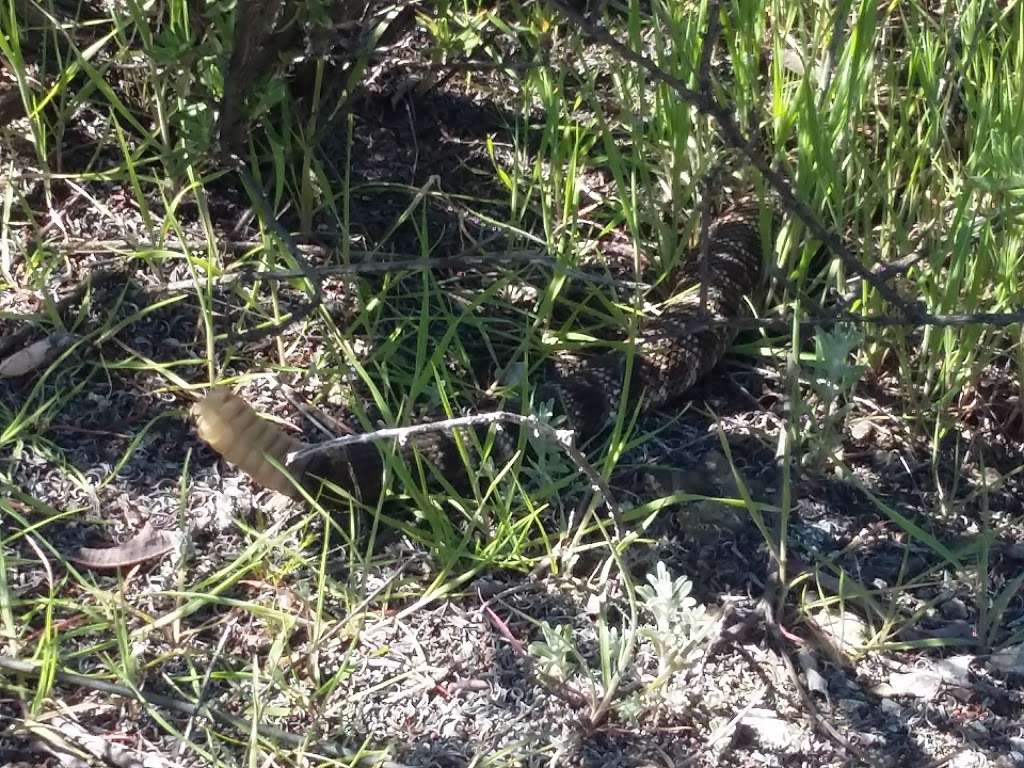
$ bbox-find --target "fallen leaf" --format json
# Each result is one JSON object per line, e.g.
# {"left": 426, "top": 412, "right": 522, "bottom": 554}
{"left": 65, "top": 521, "right": 176, "bottom": 571}
{"left": 797, "top": 649, "right": 830, "bottom": 702}
{"left": 0, "top": 333, "right": 77, "bottom": 378}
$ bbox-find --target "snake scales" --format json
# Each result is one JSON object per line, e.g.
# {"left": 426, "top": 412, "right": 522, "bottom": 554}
{"left": 193, "top": 197, "right": 769, "bottom": 509}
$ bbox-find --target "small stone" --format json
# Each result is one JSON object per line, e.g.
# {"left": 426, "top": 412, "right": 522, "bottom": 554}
{"left": 939, "top": 597, "right": 969, "bottom": 620}
{"left": 737, "top": 708, "right": 801, "bottom": 751}
{"left": 872, "top": 449, "right": 893, "bottom": 466}
{"left": 884, "top": 669, "right": 943, "bottom": 700}
{"left": 966, "top": 720, "right": 989, "bottom": 737}
{"left": 810, "top": 607, "right": 870, "bottom": 656}
{"left": 849, "top": 419, "right": 875, "bottom": 442}
{"left": 880, "top": 698, "right": 903, "bottom": 717}
{"left": 972, "top": 466, "right": 1004, "bottom": 489}
{"left": 950, "top": 749, "right": 989, "bottom": 768}
{"left": 853, "top": 731, "right": 886, "bottom": 747}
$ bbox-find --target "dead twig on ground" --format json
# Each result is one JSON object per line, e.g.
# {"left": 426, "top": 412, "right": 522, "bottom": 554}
{"left": 158, "top": 248, "right": 554, "bottom": 289}
{"left": 760, "top": 593, "right": 871, "bottom": 764}
{"left": 178, "top": 617, "right": 238, "bottom": 760}
{"left": 291, "top": 409, "right": 626, "bottom": 539}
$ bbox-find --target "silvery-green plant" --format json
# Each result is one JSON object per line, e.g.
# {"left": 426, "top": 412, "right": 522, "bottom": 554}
{"left": 528, "top": 621, "right": 577, "bottom": 681}
{"left": 527, "top": 562, "right": 715, "bottom": 718}
{"left": 636, "top": 561, "right": 714, "bottom": 684}
{"left": 801, "top": 325, "right": 866, "bottom": 469}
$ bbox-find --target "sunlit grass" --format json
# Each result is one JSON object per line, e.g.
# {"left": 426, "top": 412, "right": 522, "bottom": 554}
{"left": 2, "top": 0, "right": 1023, "bottom": 763}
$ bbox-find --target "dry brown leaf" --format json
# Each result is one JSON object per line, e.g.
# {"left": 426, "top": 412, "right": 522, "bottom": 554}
{"left": 65, "top": 521, "right": 176, "bottom": 571}
{"left": 0, "top": 333, "right": 76, "bottom": 378}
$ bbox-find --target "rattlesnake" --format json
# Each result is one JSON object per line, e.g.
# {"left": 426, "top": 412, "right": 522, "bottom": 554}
{"left": 192, "top": 196, "right": 771, "bottom": 509}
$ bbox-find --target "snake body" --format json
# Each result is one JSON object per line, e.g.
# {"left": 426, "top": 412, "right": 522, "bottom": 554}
{"left": 194, "top": 198, "right": 769, "bottom": 506}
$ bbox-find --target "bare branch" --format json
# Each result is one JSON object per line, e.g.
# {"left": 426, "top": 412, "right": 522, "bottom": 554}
{"left": 696, "top": 166, "right": 724, "bottom": 313}
{"left": 696, "top": 0, "right": 722, "bottom": 89}
{"left": 546, "top": 0, "right": 925, "bottom": 318}
{"left": 291, "top": 410, "right": 626, "bottom": 538}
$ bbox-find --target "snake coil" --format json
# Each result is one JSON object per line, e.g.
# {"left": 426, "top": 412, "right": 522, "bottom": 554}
{"left": 194, "top": 198, "right": 770, "bottom": 505}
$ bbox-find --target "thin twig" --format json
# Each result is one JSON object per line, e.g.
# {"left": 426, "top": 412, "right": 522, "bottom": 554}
{"left": 815, "top": 2, "right": 847, "bottom": 111}
{"left": 164, "top": 254, "right": 649, "bottom": 297}
{"left": 655, "top": 307, "right": 1024, "bottom": 335}
{"left": 390, "top": 56, "right": 550, "bottom": 74}
{"left": 696, "top": 167, "right": 722, "bottom": 313}
{"left": 178, "top": 617, "right": 237, "bottom": 760}
{"left": 25, "top": 238, "right": 556, "bottom": 283}
{"left": 696, "top": 0, "right": 721, "bottom": 89}
{"left": 290, "top": 410, "right": 626, "bottom": 538}
{"left": 760, "top": 600, "right": 871, "bottom": 764}
{"left": 160, "top": 249, "right": 552, "bottom": 290}
{"left": 51, "top": 236, "right": 336, "bottom": 258}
